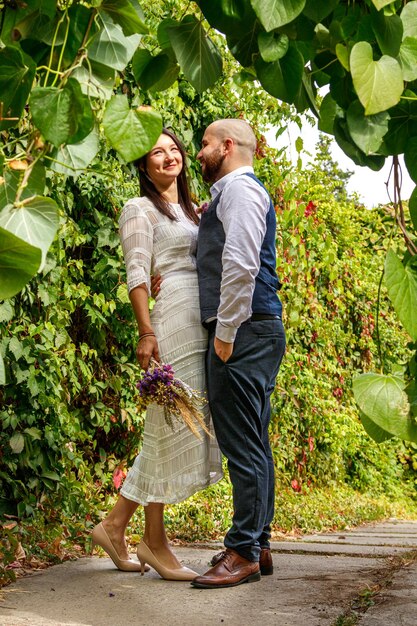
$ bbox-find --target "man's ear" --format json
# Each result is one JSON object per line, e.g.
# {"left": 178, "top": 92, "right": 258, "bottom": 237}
{"left": 223, "top": 137, "right": 234, "bottom": 154}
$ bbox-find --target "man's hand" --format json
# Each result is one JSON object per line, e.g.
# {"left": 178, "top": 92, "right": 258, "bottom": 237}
{"left": 150, "top": 274, "right": 162, "bottom": 298}
{"left": 214, "top": 337, "right": 233, "bottom": 363}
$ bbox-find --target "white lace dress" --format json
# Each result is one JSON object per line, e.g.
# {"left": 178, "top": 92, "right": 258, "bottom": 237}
{"left": 119, "top": 196, "right": 223, "bottom": 505}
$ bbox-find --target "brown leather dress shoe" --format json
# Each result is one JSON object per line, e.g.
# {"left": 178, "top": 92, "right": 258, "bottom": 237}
{"left": 191, "top": 548, "right": 260, "bottom": 589}
{"left": 210, "top": 547, "right": 273, "bottom": 576}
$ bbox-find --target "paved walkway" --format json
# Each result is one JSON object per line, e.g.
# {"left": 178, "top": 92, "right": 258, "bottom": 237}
{"left": 0, "top": 520, "right": 416, "bottom": 626}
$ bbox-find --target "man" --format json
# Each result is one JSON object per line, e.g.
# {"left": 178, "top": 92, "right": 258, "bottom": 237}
{"left": 192, "top": 119, "right": 286, "bottom": 589}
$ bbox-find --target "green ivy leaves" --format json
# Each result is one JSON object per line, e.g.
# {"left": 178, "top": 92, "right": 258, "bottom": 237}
{"left": 251, "top": 0, "right": 305, "bottom": 32}
{"left": 0, "top": 47, "right": 36, "bottom": 132}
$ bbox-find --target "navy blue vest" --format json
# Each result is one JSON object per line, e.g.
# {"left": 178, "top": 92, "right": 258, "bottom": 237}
{"left": 197, "top": 172, "right": 282, "bottom": 323}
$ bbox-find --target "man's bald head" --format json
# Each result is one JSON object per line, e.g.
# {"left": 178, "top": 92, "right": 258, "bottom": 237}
{"left": 207, "top": 119, "right": 257, "bottom": 159}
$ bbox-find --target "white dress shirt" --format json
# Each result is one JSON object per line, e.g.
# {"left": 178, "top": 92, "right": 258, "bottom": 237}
{"left": 209, "top": 166, "right": 270, "bottom": 343}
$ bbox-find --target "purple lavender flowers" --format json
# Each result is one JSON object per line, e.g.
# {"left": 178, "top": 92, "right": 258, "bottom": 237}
{"left": 136, "top": 359, "right": 211, "bottom": 439}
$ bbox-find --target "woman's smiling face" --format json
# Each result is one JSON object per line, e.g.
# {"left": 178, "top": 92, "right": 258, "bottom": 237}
{"left": 145, "top": 133, "right": 183, "bottom": 187}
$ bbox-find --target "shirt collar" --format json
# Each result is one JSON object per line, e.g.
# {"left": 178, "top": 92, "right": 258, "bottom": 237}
{"left": 210, "top": 166, "right": 254, "bottom": 200}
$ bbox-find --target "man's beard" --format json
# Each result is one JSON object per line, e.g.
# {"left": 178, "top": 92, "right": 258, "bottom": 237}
{"left": 201, "top": 148, "right": 225, "bottom": 183}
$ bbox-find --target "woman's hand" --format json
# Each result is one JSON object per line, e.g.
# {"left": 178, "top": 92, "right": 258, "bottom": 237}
{"left": 136, "top": 335, "right": 160, "bottom": 370}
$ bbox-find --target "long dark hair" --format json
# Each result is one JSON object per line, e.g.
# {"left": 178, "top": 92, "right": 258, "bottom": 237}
{"left": 134, "top": 128, "right": 198, "bottom": 225}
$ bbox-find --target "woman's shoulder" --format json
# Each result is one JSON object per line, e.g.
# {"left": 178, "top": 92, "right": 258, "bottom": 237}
{"left": 119, "top": 196, "right": 158, "bottom": 222}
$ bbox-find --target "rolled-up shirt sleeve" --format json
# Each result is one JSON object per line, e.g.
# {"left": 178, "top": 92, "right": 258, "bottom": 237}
{"left": 119, "top": 200, "right": 153, "bottom": 294}
{"left": 215, "top": 176, "right": 269, "bottom": 343}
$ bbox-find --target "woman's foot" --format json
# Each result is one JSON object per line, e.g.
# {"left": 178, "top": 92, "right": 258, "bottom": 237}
{"left": 92, "top": 522, "right": 149, "bottom": 572}
{"left": 136, "top": 540, "right": 198, "bottom": 580}
{"left": 142, "top": 539, "right": 182, "bottom": 570}
{"left": 101, "top": 520, "right": 130, "bottom": 561}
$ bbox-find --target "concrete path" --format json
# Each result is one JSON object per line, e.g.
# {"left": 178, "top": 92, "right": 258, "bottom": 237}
{"left": 0, "top": 520, "right": 416, "bottom": 626}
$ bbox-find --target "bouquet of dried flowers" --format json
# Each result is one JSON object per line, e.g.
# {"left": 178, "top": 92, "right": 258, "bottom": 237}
{"left": 136, "top": 358, "right": 212, "bottom": 439}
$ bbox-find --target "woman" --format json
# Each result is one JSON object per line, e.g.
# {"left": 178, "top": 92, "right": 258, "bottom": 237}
{"left": 92, "top": 129, "right": 223, "bottom": 580}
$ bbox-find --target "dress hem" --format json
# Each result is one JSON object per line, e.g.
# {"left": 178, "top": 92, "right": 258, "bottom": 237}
{"left": 120, "top": 471, "right": 223, "bottom": 507}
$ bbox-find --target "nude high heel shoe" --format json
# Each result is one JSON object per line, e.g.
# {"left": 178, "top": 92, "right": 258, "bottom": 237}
{"left": 136, "top": 540, "right": 198, "bottom": 581}
{"left": 92, "top": 522, "right": 150, "bottom": 572}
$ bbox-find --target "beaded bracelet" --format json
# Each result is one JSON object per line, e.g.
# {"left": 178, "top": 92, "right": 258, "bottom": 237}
{"left": 138, "top": 333, "right": 156, "bottom": 342}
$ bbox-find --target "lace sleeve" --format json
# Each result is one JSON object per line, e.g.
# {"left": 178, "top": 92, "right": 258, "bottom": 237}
{"left": 119, "top": 199, "right": 153, "bottom": 294}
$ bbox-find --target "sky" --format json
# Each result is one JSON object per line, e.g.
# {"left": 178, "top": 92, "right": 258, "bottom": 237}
{"left": 268, "top": 119, "right": 415, "bottom": 208}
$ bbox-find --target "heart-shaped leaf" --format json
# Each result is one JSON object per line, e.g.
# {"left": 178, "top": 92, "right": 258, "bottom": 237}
{"left": 0, "top": 196, "right": 59, "bottom": 267}
{"left": 350, "top": 41, "right": 403, "bottom": 114}
{"left": 88, "top": 12, "right": 141, "bottom": 71}
{"left": 353, "top": 372, "right": 416, "bottom": 442}
{"left": 385, "top": 248, "right": 417, "bottom": 341}
{"left": 258, "top": 32, "right": 289, "bottom": 62}
{"left": 0, "top": 226, "right": 41, "bottom": 300}
{"left": 103, "top": 96, "right": 162, "bottom": 162}
{"left": 251, "top": 0, "right": 305, "bottom": 32}
{"left": 346, "top": 100, "right": 389, "bottom": 155}
{"left": 30, "top": 78, "right": 94, "bottom": 147}
{"left": 318, "top": 93, "right": 341, "bottom": 134}
{"left": 166, "top": 15, "right": 222, "bottom": 92}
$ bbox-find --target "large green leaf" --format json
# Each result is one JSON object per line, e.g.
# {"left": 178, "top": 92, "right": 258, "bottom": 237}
{"left": 0, "top": 46, "right": 36, "bottom": 131}
{"left": 50, "top": 129, "right": 100, "bottom": 176}
{"left": 404, "top": 136, "right": 417, "bottom": 183}
{"left": 0, "top": 196, "right": 59, "bottom": 267}
{"left": 251, "top": 0, "right": 305, "bottom": 32}
{"left": 101, "top": 0, "right": 147, "bottom": 36}
{"left": 88, "top": 12, "right": 141, "bottom": 71}
{"left": 398, "top": 37, "right": 417, "bottom": 82}
{"left": 103, "top": 96, "right": 162, "bottom": 162}
{"left": 166, "top": 15, "right": 222, "bottom": 92}
{"left": 255, "top": 44, "right": 304, "bottom": 104}
{"left": 359, "top": 411, "right": 394, "bottom": 443}
{"left": 353, "top": 372, "right": 417, "bottom": 442}
{"left": 409, "top": 185, "right": 417, "bottom": 231}
{"left": 401, "top": 1, "right": 417, "bottom": 39}
{"left": 0, "top": 226, "right": 41, "bottom": 300}
{"left": 346, "top": 100, "right": 389, "bottom": 155}
{"left": 385, "top": 248, "right": 417, "bottom": 341}
{"left": 371, "top": 11, "right": 403, "bottom": 57}
{"left": 350, "top": 42, "right": 403, "bottom": 115}
{"left": 30, "top": 78, "right": 94, "bottom": 147}
{"left": 334, "top": 118, "right": 385, "bottom": 170}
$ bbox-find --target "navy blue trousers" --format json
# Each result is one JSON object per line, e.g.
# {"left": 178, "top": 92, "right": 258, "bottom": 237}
{"left": 206, "top": 318, "right": 286, "bottom": 562}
